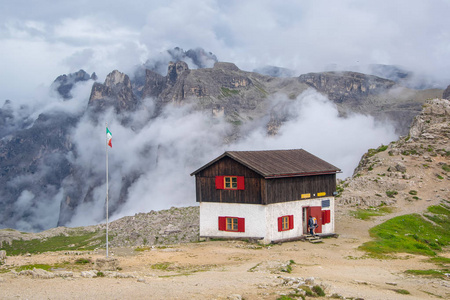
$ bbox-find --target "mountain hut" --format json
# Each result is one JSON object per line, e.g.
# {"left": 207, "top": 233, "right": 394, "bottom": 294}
{"left": 190, "top": 149, "right": 341, "bottom": 244}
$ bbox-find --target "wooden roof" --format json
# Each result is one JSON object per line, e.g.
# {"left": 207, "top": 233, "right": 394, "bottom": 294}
{"left": 191, "top": 149, "right": 341, "bottom": 178}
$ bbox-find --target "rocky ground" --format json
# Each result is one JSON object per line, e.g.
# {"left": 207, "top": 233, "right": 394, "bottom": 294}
{"left": 0, "top": 99, "right": 449, "bottom": 299}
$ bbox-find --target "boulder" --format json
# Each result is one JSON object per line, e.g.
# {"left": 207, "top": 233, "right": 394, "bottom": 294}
{"left": 0, "top": 250, "right": 6, "bottom": 264}
{"left": 96, "top": 257, "right": 119, "bottom": 271}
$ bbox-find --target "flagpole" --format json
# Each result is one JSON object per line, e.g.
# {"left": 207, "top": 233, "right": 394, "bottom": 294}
{"left": 105, "top": 122, "right": 109, "bottom": 258}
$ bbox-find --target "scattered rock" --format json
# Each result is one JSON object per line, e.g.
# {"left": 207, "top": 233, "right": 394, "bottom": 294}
{"left": 395, "top": 162, "right": 407, "bottom": 173}
{"left": 0, "top": 250, "right": 6, "bottom": 263}
{"left": 81, "top": 270, "right": 98, "bottom": 278}
{"left": 22, "top": 268, "right": 55, "bottom": 279}
{"left": 96, "top": 257, "right": 119, "bottom": 271}
{"left": 53, "top": 271, "right": 73, "bottom": 278}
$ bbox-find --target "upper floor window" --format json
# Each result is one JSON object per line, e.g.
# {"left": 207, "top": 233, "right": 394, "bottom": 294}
{"left": 215, "top": 176, "right": 245, "bottom": 190}
{"left": 225, "top": 176, "right": 237, "bottom": 189}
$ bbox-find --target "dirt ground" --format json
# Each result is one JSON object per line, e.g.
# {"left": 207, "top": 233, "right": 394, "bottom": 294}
{"left": 1, "top": 195, "right": 449, "bottom": 300}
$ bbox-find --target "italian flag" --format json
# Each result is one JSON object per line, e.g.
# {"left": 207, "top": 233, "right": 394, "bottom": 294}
{"left": 106, "top": 127, "right": 112, "bottom": 148}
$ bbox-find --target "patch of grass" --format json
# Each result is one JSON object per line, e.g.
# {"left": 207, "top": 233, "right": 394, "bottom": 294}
{"left": 281, "top": 260, "right": 295, "bottom": 273}
{"left": 15, "top": 264, "right": 53, "bottom": 272}
{"left": 134, "top": 246, "right": 151, "bottom": 252}
{"left": 277, "top": 295, "right": 304, "bottom": 300}
{"left": 96, "top": 271, "right": 105, "bottom": 277}
{"left": 350, "top": 206, "right": 393, "bottom": 220}
{"left": 75, "top": 258, "right": 92, "bottom": 265}
{"left": 405, "top": 269, "right": 449, "bottom": 279}
{"left": 0, "top": 230, "right": 107, "bottom": 255}
{"left": 360, "top": 212, "right": 450, "bottom": 256}
{"left": 312, "top": 285, "right": 326, "bottom": 296}
{"left": 409, "top": 190, "right": 418, "bottom": 195}
{"left": 367, "top": 145, "right": 388, "bottom": 157}
{"left": 393, "top": 289, "right": 410, "bottom": 295}
{"left": 220, "top": 87, "right": 240, "bottom": 97}
{"left": 429, "top": 256, "right": 450, "bottom": 264}
{"left": 151, "top": 262, "right": 172, "bottom": 271}
{"left": 402, "top": 149, "right": 418, "bottom": 156}
{"left": 248, "top": 263, "right": 261, "bottom": 272}
{"left": 427, "top": 204, "right": 450, "bottom": 216}
{"left": 436, "top": 174, "right": 444, "bottom": 179}
{"left": 442, "top": 164, "right": 450, "bottom": 172}
{"left": 299, "top": 285, "right": 314, "bottom": 297}
{"left": 386, "top": 190, "right": 398, "bottom": 198}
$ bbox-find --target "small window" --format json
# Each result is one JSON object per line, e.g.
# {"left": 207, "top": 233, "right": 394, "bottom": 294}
{"left": 224, "top": 176, "right": 238, "bottom": 189}
{"left": 215, "top": 176, "right": 245, "bottom": 190}
{"left": 218, "top": 216, "right": 245, "bottom": 232}
{"left": 281, "top": 216, "right": 289, "bottom": 230}
{"left": 227, "top": 217, "right": 238, "bottom": 231}
{"left": 278, "top": 215, "right": 294, "bottom": 231}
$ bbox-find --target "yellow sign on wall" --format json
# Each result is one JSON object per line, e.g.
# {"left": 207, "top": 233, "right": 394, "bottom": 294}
{"left": 317, "top": 192, "right": 326, "bottom": 197}
{"left": 301, "top": 193, "right": 311, "bottom": 199}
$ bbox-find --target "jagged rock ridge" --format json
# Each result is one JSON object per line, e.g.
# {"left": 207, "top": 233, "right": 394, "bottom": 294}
{"left": 53, "top": 70, "right": 97, "bottom": 99}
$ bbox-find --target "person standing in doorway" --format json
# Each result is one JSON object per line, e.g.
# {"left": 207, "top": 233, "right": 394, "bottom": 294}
{"left": 308, "top": 215, "right": 316, "bottom": 235}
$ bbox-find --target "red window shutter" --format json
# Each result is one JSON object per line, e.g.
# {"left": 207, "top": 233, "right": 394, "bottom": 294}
{"left": 322, "top": 210, "right": 330, "bottom": 224}
{"left": 218, "top": 216, "right": 226, "bottom": 231}
{"left": 278, "top": 217, "right": 283, "bottom": 232}
{"left": 237, "top": 176, "right": 245, "bottom": 190}
{"left": 237, "top": 218, "right": 245, "bottom": 232}
{"left": 289, "top": 215, "right": 294, "bottom": 230}
{"left": 215, "top": 176, "right": 224, "bottom": 189}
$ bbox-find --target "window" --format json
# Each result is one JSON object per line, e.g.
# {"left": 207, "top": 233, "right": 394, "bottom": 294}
{"left": 215, "top": 176, "right": 245, "bottom": 190}
{"left": 225, "top": 176, "right": 237, "bottom": 189}
{"left": 218, "top": 216, "right": 245, "bottom": 232}
{"left": 227, "top": 217, "right": 238, "bottom": 231}
{"left": 278, "top": 215, "right": 294, "bottom": 232}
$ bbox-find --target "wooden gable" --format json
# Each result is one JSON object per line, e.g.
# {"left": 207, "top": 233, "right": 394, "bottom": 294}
{"left": 191, "top": 149, "right": 340, "bottom": 205}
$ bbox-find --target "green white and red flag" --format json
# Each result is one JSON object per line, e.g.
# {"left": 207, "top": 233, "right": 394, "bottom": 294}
{"left": 106, "top": 127, "right": 112, "bottom": 148}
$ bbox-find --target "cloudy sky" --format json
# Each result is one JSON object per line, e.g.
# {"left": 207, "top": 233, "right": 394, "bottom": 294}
{"left": 1, "top": 0, "right": 450, "bottom": 101}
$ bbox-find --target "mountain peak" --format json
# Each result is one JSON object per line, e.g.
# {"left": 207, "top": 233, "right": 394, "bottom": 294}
{"left": 53, "top": 69, "right": 96, "bottom": 99}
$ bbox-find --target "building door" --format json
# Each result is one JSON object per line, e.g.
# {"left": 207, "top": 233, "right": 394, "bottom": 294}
{"left": 306, "top": 206, "right": 322, "bottom": 234}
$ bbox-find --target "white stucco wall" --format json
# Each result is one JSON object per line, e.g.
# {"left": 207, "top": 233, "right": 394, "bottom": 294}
{"left": 199, "top": 202, "right": 266, "bottom": 239}
{"left": 264, "top": 201, "right": 304, "bottom": 243}
{"left": 319, "top": 197, "right": 335, "bottom": 234}
{"left": 199, "top": 197, "right": 335, "bottom": 243}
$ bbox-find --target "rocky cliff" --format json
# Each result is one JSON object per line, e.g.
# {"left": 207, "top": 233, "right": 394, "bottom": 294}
{"left": 443, "top": 84, "right": 450, "bottom": 100}
{"left": 338, "top": 98, "right": 450, "bottom": 208}
{"left": 89, "top": 70, "right": 138, "bottom": 114}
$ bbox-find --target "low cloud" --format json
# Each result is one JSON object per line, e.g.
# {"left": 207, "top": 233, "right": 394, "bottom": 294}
{"left": 63, "top": 89, "right": 397, "bottom": 227}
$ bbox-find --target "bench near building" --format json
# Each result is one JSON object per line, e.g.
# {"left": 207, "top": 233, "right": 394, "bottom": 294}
{"left": 190, "top": 149, "right": 341, "bottom": 244}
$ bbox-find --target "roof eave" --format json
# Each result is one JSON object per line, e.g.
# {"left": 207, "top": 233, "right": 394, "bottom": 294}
{"left": 264, "top": 170, "right": 341, "bottom": 179}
